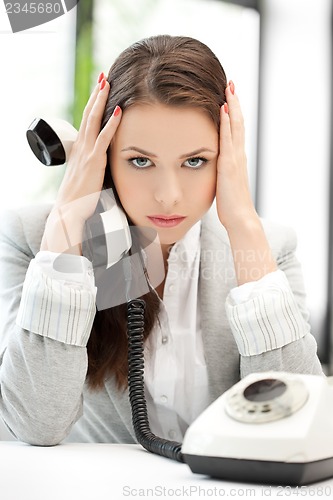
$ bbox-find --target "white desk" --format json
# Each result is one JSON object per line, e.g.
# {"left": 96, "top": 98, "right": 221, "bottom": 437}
{"left": 1, "top": 442, "right": 333, "bottom": 500}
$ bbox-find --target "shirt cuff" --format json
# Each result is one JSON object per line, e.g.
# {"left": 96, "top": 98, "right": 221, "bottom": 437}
{"left": 16, "top": 252, "right": 97, "bottom": 347}
{"left": 35, "top": 250, "right": 95, "bottom": 289}
{"left": 225, "top": 270, "right": 308, "bottom": 356}
{"left": 228, "top": 269, "right": 288, "bottom": 305}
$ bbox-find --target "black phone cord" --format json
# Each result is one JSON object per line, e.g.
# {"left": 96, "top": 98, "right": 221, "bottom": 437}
{"left": 127, "top": 298, "right": 184, "bottom": 463}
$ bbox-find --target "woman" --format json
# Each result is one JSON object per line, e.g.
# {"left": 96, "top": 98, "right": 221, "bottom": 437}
{"left": 0, "top": 35, "right": 323, "bottom": 446}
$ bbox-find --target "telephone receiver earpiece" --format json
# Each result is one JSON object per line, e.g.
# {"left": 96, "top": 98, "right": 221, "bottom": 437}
{"left": 26, "top": 117, "right": 78, "bottom": 166}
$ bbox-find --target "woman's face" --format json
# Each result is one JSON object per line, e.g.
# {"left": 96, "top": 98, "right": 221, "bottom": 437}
{"left": 109, "top": 103, "right": 218, "bottom": 257}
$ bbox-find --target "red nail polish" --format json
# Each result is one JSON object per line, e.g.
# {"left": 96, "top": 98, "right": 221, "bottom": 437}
{"left": 229, "top": 80, "right": 235, "bottom": 95}
{"left": 113, "top": 105, "right": 121, "bottom": 117}
{"left": 98, "top": 72, "right": 104, "bottom": 84}
{"left": 99, "top": 78, "right": 106, "bottom": 90}
{"left": 224, "top": 103, "right": 229, "bottom": 114}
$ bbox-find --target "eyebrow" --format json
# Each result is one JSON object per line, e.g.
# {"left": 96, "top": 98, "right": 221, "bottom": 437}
{"left": 121, "top": 146, "right": 217, "bottom": 159}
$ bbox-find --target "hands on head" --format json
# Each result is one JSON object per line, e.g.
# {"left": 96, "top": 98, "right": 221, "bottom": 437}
{"left": 40, "top": 33, "right": 275, "bottom": 287}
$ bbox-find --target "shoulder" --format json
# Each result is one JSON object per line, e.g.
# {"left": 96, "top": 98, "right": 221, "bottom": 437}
{"left": 201, "top": 204, "right": 297, "bottom": 260}
{"left": 0, "top": 203, "right": 53, "bottom": 258}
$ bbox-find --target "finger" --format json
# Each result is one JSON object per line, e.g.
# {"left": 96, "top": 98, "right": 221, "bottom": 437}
{"left": 225, "top": 82, "right": 245, "bottom": 151}
{"left": 95, "top": 105, "right": 122, "bottom": 153}
{"left": 77, "top": 81, "right": 101, "bottom": 141}
{"left": 84, "top": 79, "right": 111, "bottom": 149}
{"left": 219, "top": 103, "right": 233, "bottom": 164}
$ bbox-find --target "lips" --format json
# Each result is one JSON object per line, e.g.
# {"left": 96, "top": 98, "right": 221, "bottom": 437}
{"left": 147, "top": 215, "right": 186, "bottom": 228}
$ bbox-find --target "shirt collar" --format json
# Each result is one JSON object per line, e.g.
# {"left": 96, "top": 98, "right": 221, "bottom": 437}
{"left": 168, "top": 219, "right": 201, "bottom": 265}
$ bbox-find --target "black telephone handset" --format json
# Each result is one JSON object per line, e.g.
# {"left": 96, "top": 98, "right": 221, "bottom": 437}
{"left": 26, "top": 118, "right": 333, "bottom": 487}
{"left": 26, "top": 117, "right": 132, "bottom": 269}
{"left": 26, "top": 117, "right": 78, "bottom": 166}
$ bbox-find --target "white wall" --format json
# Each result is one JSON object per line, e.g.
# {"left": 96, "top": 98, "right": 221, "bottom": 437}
{"left": 257, "top": 0, "right": 332, "bottom": 354}
{"left": 0, "top": 4, "right": 76, "bottom": 211}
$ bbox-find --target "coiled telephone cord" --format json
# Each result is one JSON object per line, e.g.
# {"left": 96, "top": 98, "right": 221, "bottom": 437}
{"left": 126, "top": 298, "right": 184, "bottom": 463}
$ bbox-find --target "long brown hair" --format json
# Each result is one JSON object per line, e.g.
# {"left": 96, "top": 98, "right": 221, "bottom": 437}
{"left": 86, "top": 34, "right": 227, "bottom": 391}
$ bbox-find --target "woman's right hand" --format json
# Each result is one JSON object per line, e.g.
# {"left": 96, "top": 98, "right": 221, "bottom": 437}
{"left": 40, "top": 75, "right": 122, "bottom": 255}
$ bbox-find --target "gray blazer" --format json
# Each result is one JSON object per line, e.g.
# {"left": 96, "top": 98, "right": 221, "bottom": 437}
{"left": 0, "top": 204, "right": 323, "bottom": 445}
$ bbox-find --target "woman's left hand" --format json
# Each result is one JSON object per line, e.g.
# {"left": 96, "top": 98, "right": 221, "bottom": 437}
{"left": 216, "top": 81, "right": 257, "bottom": 230}
{"left": 216, "top": 81, "right": 277, "bottom": 285}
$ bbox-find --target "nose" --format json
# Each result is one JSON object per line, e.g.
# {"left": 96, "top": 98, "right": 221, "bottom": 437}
{"left": 153, "top": 169, "right": 182, "bottom": 207}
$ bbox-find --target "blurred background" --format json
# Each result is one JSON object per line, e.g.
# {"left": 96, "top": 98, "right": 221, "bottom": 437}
{"left": 0, "top": 0, "right": 332, "bottom": 373}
